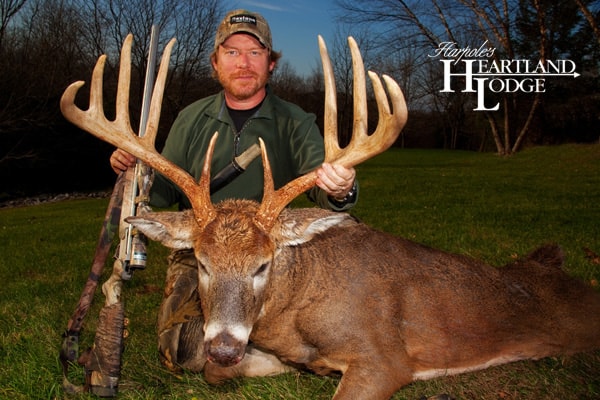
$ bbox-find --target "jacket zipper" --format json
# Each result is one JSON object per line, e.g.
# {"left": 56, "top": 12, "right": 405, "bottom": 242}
{"left": 233, "top": 118, "right": 253, "bottom": 157}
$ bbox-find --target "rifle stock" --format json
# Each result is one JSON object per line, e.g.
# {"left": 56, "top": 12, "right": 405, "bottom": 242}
{"left": 210, "top": 143, "right": 261, "bottom": 193}
{"left": 60, "top": 173, "right": 126, "bottom": 394}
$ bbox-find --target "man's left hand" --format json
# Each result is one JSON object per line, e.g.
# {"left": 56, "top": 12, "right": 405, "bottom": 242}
{"left": 316, "top": 163, "right": 356, "bottom": 200}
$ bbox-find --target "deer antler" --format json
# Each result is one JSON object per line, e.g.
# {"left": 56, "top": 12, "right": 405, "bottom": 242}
{"left": 62, "top": 34, "right": 406, "bottom": 233}
{"left": 254, "top": 36, "right": 408, "bottom": 231}
{"left": 60, "top": 34, "right": 217, "bottom": 228}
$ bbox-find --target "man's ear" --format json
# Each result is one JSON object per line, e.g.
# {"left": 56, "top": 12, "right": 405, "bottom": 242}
{"left": 125, "top": 210, "right": 196, "bottom": 249}
{"left": 272, "top": 208, "right": 357, "bottom": 247}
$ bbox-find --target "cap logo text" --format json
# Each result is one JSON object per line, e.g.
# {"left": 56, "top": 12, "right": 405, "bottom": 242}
{"left": 230, "top": 15, "right": 257, "bottom": 25}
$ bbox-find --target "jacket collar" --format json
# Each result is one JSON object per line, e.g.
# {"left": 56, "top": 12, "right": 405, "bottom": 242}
{"left": 208, "top": 86, "right": 275, "bottom": 123}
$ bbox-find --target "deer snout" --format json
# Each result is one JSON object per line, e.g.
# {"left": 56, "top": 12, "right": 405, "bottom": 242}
{"left": 204, "top": 332, "right": 247, "bottom": 367}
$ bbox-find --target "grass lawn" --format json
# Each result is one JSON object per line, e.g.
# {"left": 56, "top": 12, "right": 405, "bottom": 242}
{"left": 1, "top": 144, "right": 599, "bottom": 399}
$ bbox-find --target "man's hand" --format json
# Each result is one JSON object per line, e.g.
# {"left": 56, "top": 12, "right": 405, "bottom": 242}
{"left": 316, "top": 163, "right": 356, "bottom": 201}
{"left": 110, "top": 149, "right": 137, "bottom": 174}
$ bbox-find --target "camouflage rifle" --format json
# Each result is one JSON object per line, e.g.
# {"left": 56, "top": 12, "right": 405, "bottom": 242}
{"left": 60, "top": 26, "right": 160, "bottom": 396}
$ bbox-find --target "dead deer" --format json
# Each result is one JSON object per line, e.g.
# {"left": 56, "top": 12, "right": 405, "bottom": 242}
{"left": 61, "top": 34, "right": 600, "bottom": 400}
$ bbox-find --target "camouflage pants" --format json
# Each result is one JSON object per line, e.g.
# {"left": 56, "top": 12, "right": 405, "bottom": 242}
{"left": 157, "top": 249, "right": 206, "bottom": 372}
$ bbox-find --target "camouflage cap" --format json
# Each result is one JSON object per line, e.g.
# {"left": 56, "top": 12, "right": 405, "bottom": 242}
{"left": 214, "top": 9, "right": 272, "bottom": 51}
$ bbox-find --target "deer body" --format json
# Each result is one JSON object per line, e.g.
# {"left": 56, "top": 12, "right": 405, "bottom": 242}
{"left": 127, "top": 203, "right": 600, "bottom": 400}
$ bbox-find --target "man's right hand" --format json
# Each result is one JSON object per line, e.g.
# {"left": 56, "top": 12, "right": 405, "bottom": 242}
{"left": 110, "top": 149, "right": 136, "bottom": 174}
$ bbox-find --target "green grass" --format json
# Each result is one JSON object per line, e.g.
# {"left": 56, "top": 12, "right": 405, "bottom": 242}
{"left": 1, "top": 144, "right": 599, "bottom": 399}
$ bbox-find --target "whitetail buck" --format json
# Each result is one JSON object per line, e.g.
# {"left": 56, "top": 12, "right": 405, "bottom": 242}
{"left": 61, "top": 34, "right": 600, "bottom": 399}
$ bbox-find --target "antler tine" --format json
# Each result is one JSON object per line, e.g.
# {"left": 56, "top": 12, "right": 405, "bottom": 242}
{"left": 254, "top": 138, "right": 318, "bottom": 231}
{"left": 143, "top": 36, "right": 174, "bottom": 148}
{"left": 89, "top": 55, "right": 108, "bottom": 119}
{"left": 61, "top": 34, "right": 216, "bottom": 228}
{"left": 327, "top": 36, "right": 408, "bottom": 167}
{"left": 318, "top": 35, "right": 339, "bottom": 160}
{"left": 115, "top": 34, "right": 134, "bottom": 135}
{"left": 319, "top": 35, "right": 371, "bottom": 164}
{"left": 349, "top": 36, "right": 368, "bottom": 155}
{"left": 368, "top": 72, "right": 408, "bottom": 153}
{"left": 254, "top": 35, "right": 408, "bottom": 232}
{"left": 192, "top": 131, "right": 218, "bottom": 225}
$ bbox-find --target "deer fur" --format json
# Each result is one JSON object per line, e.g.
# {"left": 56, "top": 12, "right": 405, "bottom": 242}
{"left": 127, "top": 200, "right": 600, "bottom": 400}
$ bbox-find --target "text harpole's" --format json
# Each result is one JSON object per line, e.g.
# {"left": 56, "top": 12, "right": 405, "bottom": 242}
{"left": 430, "top": 41, "right": 579, "bottom": 111}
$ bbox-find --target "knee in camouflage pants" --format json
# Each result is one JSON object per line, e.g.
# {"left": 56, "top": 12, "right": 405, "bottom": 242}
{"left": 157, "top": 249, "right": 206, "bottom": 372}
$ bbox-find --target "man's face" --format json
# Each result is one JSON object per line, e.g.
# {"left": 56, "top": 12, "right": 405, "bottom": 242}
{"left": 213, "top": 33, "right": 275, "bottom": 107}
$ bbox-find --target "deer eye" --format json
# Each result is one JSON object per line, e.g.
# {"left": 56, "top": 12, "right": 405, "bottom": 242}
{"left": 254, "top": 263, "right": 269, "bottom": 277}
{"left": 198, "top": 262, "right": 209, "bottom": 276}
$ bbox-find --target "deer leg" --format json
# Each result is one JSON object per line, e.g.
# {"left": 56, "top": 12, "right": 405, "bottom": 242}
{"left": 157, "top": 249, "right": 206, "bottom": 372}
{"left": 204, "top": 345, "right": 296, "bottom": 384}
{"left": 332, "top": 364, "right": 412, "bottom": 400}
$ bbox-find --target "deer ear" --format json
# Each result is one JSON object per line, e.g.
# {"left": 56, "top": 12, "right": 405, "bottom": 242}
{"left": 126, "top": 210, "right": 196, "bottom": 249}
{"left": 273, "top": 208, "right": 357, "bottom": 247}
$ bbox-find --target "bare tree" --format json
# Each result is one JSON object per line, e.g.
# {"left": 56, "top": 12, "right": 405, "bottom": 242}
{"left": 0, "top": 0, "right": 224, "bottom": 193}
{"left": 336, "top": 0, "right": 477, "bottom": 150}
{"left": 0, "top": 0, "right": 86, "bottom": 133}
{"left": 165, "top": 0, "right": 221, "bottom": 114}
{"left": 335, "top": 0, "right": 564, "bottom": 154}
{"left": 0, "top": 0, "right": 101, "bottom": 171}
{"left": 0, "top": 0, "right": 27, "bottom": 48}
{"left": 574, "top": 0, "right": 600, "bottom": 43}
{"left": 75, "top": 0, "right": 222, "bottom": 142}
{"left": 271, "top": 60, "right": 302, "bottom": 93}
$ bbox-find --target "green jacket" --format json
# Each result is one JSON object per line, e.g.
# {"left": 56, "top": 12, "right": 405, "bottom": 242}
{"left": 150, "top": 89, "right": 358, "bottom": 211}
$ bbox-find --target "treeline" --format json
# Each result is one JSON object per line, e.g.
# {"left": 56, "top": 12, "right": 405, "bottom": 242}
{"left": 1, "top": 0, "right": 599, "bottom": 199}
{"left": 0, "top": 0, "right": 224, "bottom": 199}
{"left": 336, "top": 0, "right": 600, "bottom": 154}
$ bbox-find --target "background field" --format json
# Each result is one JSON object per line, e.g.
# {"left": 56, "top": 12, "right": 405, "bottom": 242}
{"left": 1, "top": 144, "right": 599, "bottom": 399}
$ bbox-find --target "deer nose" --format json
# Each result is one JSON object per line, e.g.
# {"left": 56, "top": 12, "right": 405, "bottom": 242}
{"left": 204, "top": 332, "right": 246, "bottom": 367}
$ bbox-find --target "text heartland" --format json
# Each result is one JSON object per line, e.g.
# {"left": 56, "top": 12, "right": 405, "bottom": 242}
{"left": 430, "top": 42, "right": 579, "bottom": 111}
